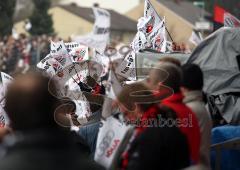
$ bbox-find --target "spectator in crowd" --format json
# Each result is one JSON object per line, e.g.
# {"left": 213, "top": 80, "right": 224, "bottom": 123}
{"left": 181, "top": 64, "right": 212, "bottom": 169}
{"left": 125, "top": 126, "right": 190, "bottom": 170}
{"left": 0, "top": 35, "right": 51, "bottom": 74}
{"left": 0, "top": 72, "right": 103, "bottom": 170}
{"left": 116, "top": 82, "right": 185, "bottom": 169}
{"left": 159, "top": 56, "right": 182, "bottom": 67}
{"left": 144, "top": 62, "right": 201, "bottom": 164}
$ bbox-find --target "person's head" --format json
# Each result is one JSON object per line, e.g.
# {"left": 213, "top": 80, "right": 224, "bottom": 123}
{"left": 145, "top": 63, "right": 182, "bottom": 94}
{"left": 54, "top": 98, "right": 77, "bottom": 127}
{"left": 117, "top": 82, "right": 172, "bottom": 120}
{"left": 181, "top": 64, "right": 203, "bottom": 92}
{"left": 159, "top": 56, "right": 181, "bottom": 67}
{"left": 117, "top": 82, "right": 162, "bottom": 120}
{"left": 4, "top": 72, "right": 59, "bottom": 131}
{"left": 132, "top": 126, "right": 190, "bottom": 170}
{"left": 117, "top": 83, "right": 150, "bottom": 120}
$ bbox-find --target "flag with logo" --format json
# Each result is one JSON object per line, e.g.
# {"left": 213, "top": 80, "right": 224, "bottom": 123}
{"left": 144, "top": 0, "right": 162, "bottom": 34}
{"left": 130, "top": 17, "right": 151, "bottom": 52}
{"left": 1, "top": 72, "right": 13, "bottom": 96}
{"left": 148, "top": 18, "right": 167, "bottom": 52}
{"left": 65, "top": 42, "right": 89, "bottom": 62}
{"left": 37, "top": 54, "right": 56, "bottom": 76}
{"left": 50, "top": 40, "right": 73, "bottom": 67}
{"left": 94, "top": 116, "right": 133, "bottom": 169}
{"left": 131, "top": 0, "right": 167, "bottom": 52}
{"left": 116, "top": 51, "right": 137, "bottom": 81}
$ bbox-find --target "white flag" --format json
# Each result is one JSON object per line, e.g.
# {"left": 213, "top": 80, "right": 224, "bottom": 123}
{"left": 37, "top": 54, "right": 56, "bottom": 76}
{"left": 0, "top": 105, "right": 9, "bottom": 128}
{"left": 144, "top": 0, "right": 162, "bottom": 34}
{"left": 74, "top": 8, "right": 111, "bottom": 54}
{"left": 116, "top": 51, "right": 137, "bottom": 81}
{"left": 148, "top": 18, "right": 167, "bottom": 52}
{"left": 131, "top": 31, "right": 146, "bottom": 52}
{"left": 189, "top": 31, "right": 202, "bottom": 46}
{"left": 131, "top": 1, "right": 166, "bottom": 52}
{"left": 65, "top": 42, "right": 89, "bottom": 62}
{"left": 50, "top": 40, "right": 73, "bottom": 67}
{"left": 94, "top": 117, "right": 133, "bottom": 169}
{"left": 106, "top": 70, "right": 123, "bottom": 100}
{"left": 48, "top": 58, "right": 64, "bottom": 74}
{"left": 224, "top": 12, "right": 240, "bottom": 28}
{"left": 1, "top": 72, "right": 13, "bottom": 96}
{"left": 130, "top": 17, "right": 153, "bottom": 52}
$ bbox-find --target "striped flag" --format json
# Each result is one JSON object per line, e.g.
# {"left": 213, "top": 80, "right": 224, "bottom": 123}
{"left": 224, "top": 12, "right": 240, "bottom": 28}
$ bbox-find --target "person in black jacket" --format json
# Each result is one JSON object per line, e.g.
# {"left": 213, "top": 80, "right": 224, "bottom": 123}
{"left": 0, "top": 72, "right": 103, "bottom": 170}
{"left": 125, "top": 126, "right": 190, "bottom": 170}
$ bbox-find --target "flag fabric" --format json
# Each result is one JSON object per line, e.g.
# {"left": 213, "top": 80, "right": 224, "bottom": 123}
{"left": 116, "top": 51, "right": 137, "bottom": 81}
{"left": 1, "top": 72, "right": 13, "bottom": 96}
{"left": 90, "top": 50, "right": 110, "bottom": 78}
{"left": 148, "top": 18, "right": 167, "bottom": 52}
{"left": 94, "top": 116, "right": 133, "bottom": 169}
{"left": 214, "top": 5, "right": 240, "bottom": 28}
{"left": 224, "top": 12, "right": 240, "bottom": 28}
{"left": 189, "top": 31, "right": 203, "bottom": 46}
{"left": 65, "top": 42, "right": 89, "bottom": 62}
{"left": 37, "top": 54, "right": 57, "bottom": 76}
{"left": 214, "top": 5, "right": 225, "bottom": 24}
{"left": 74, "top": 7, "right": 110, "bottom": 54}
{"left": 144, "top": 0, "right": 162, "bottom": 34}
{"left": 130, "top": 17, "right": 150, "bottom": 52}
{"left": 131, "top": 0, "right": 167, "bottom": 52}
{"left": 50, "top": 40, "right": 73, "bottom": 67}
{"left": 0, "top": 105, "right": 9, "bottom": 128}
{"left": 131, "top": 30, "right": 148, "bottom": 52}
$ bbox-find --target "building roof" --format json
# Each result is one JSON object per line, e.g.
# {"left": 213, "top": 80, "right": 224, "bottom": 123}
{"left": 58, "top": 4, "right": 137, "bottom": 32}
{"left": 157, "top": 0, "right": 211, "bottom": 25}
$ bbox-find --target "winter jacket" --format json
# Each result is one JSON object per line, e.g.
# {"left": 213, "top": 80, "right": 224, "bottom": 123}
{"left": 162, "top": 92, "right": 201, "bottom": 164}
{"left": 183, "top": 90, "right": 212, "bottom": 169}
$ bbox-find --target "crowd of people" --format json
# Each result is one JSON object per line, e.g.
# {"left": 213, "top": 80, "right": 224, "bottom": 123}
{"left": 0, "top": 51, "right": 215, "bottom": 170}
{"left": 0, "top": 34, "right": 59, "bottom": 74}
{"left": 0, "top": 29, "right": 240, "bottom": 169}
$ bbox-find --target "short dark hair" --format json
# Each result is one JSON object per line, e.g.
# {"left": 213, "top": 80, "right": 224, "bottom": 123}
{"left": 182, "top": 64, "right": 204, "bottom": 90}
{"left": 5, "top": 72, "right": 59, "bottom": 130}
{"left": 155, "top": 63, "right": 182, "bottom": 93}
{"left": 159, "top": 56, "right": 181, "bottom": 67}
{"left": 130, "top": 126, "right": 190, "bottom": 170}
{"left": 117, "top": 83, "right": 150, "bottom": 112}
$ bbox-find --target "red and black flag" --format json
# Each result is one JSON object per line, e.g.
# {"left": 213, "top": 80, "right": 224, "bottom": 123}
{"left": 214, "top": 5, "right": 240, "bottom": 30}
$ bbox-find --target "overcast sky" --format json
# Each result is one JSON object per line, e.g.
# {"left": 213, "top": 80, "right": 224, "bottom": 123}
{"left": 61, "top": 0, "right": 140, "bottom": 13}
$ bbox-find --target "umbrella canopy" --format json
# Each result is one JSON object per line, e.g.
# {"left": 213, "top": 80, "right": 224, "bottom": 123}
{"left": 187, "top": 27, "right": 240, "bottom": 95}
{"left": 187, "top": 27, "right": 240, "bottom": 124}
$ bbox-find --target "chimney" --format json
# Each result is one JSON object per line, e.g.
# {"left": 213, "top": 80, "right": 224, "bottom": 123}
{"left": 93, "top": 3, "right": 99, "bottom": 7}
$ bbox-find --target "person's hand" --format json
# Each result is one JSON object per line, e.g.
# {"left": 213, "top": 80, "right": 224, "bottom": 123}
{"left": 0, "top": 127, "right": 11, "bottom": 143}
{"left": 172, "top": 42, "right": 191, "bottom": 53}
